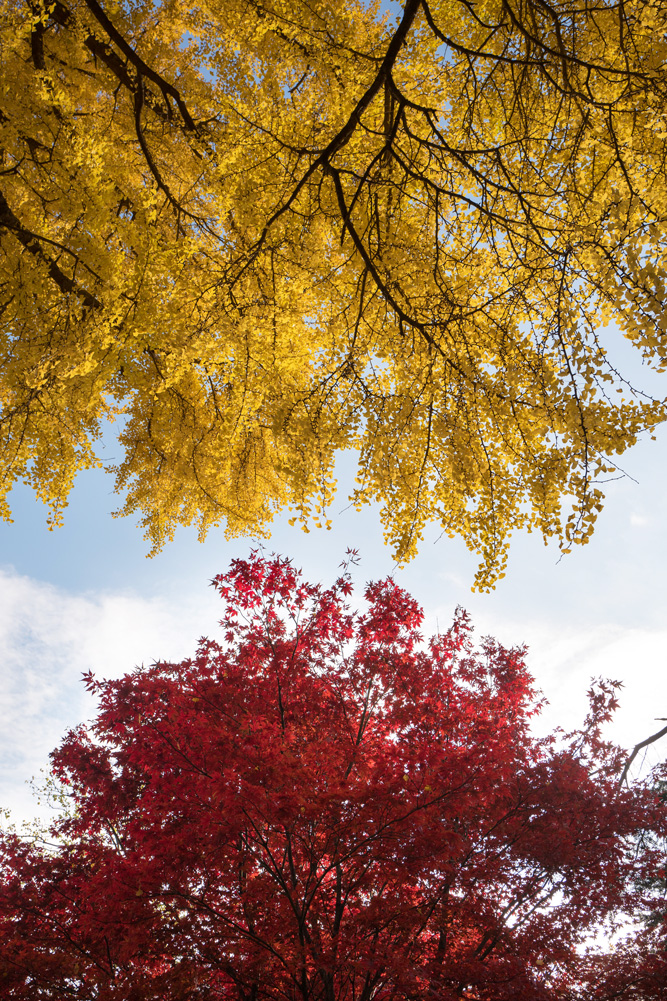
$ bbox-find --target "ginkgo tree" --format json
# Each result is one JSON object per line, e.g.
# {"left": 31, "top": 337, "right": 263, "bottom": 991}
{"left": 1, "top": 552, "right": 666, "bottom": 1000}
{"left": 3, "top": 0, "right": 667, "bottom": 586}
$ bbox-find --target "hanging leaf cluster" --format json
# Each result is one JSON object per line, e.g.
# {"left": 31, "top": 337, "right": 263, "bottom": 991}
{"left": 3, "top": 0, "right": 667, "bottom": 585}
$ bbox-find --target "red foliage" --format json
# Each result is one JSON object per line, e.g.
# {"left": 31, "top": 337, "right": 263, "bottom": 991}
{"left": 0, "top": 553, "right": 665, "bottom": 1000}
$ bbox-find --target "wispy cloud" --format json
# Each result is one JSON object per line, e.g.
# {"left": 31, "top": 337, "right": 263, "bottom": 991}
{"left": 0, "top": 568, "right": 221, "bottom": 826}
{"left": 424, "top": 604, "right": 667, "bottom": 772}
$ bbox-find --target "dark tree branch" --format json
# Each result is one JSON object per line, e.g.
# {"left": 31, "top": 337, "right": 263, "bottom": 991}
{"left": 620, "top": 721, "right": 667, "bottom": 786}
{"left": 82, "top": 0, "right": 197, "bottom": 129}
{"left": 0, "top": 191, "right": 100, "bottom": 309}
{"left": 248, "top": 0, "right": 423, "bottom": 257}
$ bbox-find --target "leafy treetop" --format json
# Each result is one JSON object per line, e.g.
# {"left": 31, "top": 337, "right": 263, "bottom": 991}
{"left": 0, "top": 551, "right": 665, "bottom": 998}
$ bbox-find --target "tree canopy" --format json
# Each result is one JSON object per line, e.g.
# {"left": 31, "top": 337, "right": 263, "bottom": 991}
{"left": 3, "top": 0, "right": 667, "bottom": 585}
{"left": 0, "top": 552, "right": 665, "bottom": 999}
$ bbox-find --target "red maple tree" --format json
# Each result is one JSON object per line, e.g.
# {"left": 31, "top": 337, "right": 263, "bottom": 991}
{"left": 1, "top": 553, "right": 665, "bottom": 1000}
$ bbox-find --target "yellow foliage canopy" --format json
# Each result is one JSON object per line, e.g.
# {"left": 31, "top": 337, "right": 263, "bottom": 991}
{"left": 2, "top": 0, "right": 667, "bottom": 587}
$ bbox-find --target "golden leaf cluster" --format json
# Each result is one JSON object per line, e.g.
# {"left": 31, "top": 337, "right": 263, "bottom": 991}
{"left": 2, "top": 0, "right": 667, "bottom": 587}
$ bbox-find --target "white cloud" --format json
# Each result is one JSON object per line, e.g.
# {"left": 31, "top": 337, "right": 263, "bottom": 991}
{"left": 516, "top": 621, "right": 667, "bottom": 752}
{"left": 0, "top": 568, "right": 221, "bottom": 827}
{"left": 423, "top": 603, "right": 667, "bottom": 776}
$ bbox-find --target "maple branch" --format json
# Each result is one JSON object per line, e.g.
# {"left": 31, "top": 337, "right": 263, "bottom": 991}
{"left": 344, "top": 681, "right": 375, "bottom": 779}
{"left": 166, "top": 886, "right": 294, "bottom": 972}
